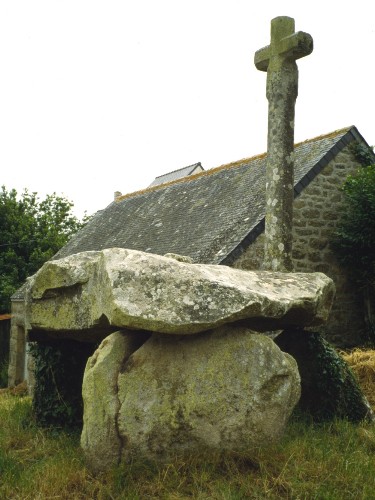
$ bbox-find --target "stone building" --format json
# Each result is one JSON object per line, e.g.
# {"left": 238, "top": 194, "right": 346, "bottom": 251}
{"left": 8, "top": 125, "right": 374, "bottom": 385}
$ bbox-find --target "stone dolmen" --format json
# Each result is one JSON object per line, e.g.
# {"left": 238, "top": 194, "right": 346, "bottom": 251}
{"left": 23, "top": 248, "right": 335, "bottom": 471}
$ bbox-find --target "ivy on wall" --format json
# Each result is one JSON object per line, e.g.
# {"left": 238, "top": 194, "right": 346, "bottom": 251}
{"left": 29, "top": 340, "right": 97, "bottom": 428}
{"left": 332, "top": 142, "right": 375, "bottom": 343}
{"left": 275, "top": 329, "right": 373, "bottom": 423}
{"left": 349, "top": 141, "right": 375, "bottom": 167}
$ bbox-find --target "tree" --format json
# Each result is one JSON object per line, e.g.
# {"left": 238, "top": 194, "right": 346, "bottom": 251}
{"left": 333, "top": 164, "right": 375, "bottom": 283}
{"left": 333, "top": 161, "right": 375, "bottom": 341}
{"left": 0, "top": 186, "right": 87, "bottom": 313}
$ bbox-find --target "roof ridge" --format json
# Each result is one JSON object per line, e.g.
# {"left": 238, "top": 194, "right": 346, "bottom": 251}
{"left": 116, "top": 152, "right": 267, "bottom": 201}
{"left": 294, "top": 125, "right": 353, "bottom": 148}
{"left": 116, "top": 126, "right": 354, "bottom": 202}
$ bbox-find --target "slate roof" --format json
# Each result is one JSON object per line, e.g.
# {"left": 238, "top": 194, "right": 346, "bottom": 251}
{"left": 148, "top": 162, "right": 204, "bottom": 187}
{"left": 53, "top": 126, "right": 372, "bottom": 266}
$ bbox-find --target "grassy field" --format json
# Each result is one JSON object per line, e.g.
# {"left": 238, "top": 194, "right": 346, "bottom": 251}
{"left": 0, "top": 350, "right": 374, "bottom": 499}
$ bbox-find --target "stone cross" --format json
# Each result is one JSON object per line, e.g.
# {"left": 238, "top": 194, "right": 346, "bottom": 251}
{"left": 254, "top": 17, "right": 313, "bottom": 271}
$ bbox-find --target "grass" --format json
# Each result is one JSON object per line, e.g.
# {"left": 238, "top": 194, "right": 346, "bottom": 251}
{"left": 0, "top": 350, "right": 374, "bottom": 499}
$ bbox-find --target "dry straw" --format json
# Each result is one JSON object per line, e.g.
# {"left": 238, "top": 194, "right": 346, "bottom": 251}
{"left": 342, "top": 348, "right": 375, "bottom": 411}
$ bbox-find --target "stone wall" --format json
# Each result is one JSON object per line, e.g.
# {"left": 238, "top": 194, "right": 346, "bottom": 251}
{"left": 233, "top": 145, "right": 365, "bottom": 347}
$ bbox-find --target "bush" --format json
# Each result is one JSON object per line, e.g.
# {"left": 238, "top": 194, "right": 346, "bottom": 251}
{"left": 29, "top": 340, "right": 96, "bottom": 428}
{"left": 0, "top": 361, "right": 8, "bottom": 388}
{"left": 332, "top": 145, "right": 375, "bottom": 343}
{"left": 333, "top": 163, "right": 375, "bottom": 285}
{"left": 275, "top": 329, "right": 373, "bottom": 422}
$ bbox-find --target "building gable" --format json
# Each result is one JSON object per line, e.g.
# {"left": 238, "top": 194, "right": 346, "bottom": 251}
{"left": 54, "top": 126, "right": 371, "bottom": 266}
{"left": 8, "top": 125, "right": 374, "bottom": 387}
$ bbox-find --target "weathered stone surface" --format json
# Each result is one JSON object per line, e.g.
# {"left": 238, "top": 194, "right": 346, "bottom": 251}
{"left": 255, "top": 17, "right": 313, "bottom": 271}
{"left": 25, "top": 248, "right": 335, "bottom": 337}
{"left": 81, "top": 326, "right": 300, "bottom": 470}
{"left": 81, "top": 330, "right": 150, "bottom": 472}
{"left": 232, "top": 146, "right": 368, "bottom": 347}
{"left": 164, "top": 252, "right": 194, "bottom": 263}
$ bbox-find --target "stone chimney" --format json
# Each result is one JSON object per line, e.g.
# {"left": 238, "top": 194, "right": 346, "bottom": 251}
{"left": 114, "top": 191, "right": 122, "bottom": 200}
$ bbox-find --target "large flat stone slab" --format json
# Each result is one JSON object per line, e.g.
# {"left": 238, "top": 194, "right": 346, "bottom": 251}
{"left": 25, "top": 248, "right": 335, "bottom": 336}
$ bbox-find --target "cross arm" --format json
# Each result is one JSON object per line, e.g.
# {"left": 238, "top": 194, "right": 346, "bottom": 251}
{"left": 254, "top": 31, "right": 313, "bottom": 72}
{"left": 254, "top": 45, "right": 270, "bottom": 72}
{"left": 279, "top": 31, "right": 313, "bottom": 61}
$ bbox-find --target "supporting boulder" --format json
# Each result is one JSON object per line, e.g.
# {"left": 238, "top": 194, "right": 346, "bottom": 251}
{"left": 81, "top": 326, "right": 300, "bottom": 472}
{"left": 81, "top": 330, "right": 150, "bottom": 471}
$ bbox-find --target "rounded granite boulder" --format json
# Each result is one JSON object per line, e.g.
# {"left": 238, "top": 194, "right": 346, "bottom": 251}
{"left": 81, "top": 325, "right": 300, "bottom": 471}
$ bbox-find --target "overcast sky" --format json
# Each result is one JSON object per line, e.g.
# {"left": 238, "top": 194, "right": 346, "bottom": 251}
{"left": 1, "top": 1, "right": 374, "bottom": 218}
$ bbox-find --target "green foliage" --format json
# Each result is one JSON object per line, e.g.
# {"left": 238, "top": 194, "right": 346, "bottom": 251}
{"left": 275, "top": 329, "right": 372, "bottom": 422}
{"left": 332, "top": 162, "right": 375, "bottom": 287}
{"left": 29, "top": 340, "right": 96, "bottom": 428}
{"left": 0, "top": 319, "right": 10, "bottom": 386}
{"left": 350, "top": 141, "right": 375, "bottom": 166}
{"left": 303, "top": 332, "right": 371, "bottom": 422}
{"left": 0, "top": 361, "right": 8, "bottom": 388}
{"left": 0, "top": 186, "right": 87, "bottom": 313}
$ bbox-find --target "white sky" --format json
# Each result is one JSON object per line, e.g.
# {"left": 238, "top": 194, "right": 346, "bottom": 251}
{"left": 0, "top": 1, "right": 374, "bottom": 218}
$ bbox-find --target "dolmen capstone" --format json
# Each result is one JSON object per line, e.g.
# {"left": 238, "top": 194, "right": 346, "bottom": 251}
{"left": 26, "top": 248, "right": 334, "bottom": 335}
{"left": 24, "top": 248, "right": 335, "bottom": 472}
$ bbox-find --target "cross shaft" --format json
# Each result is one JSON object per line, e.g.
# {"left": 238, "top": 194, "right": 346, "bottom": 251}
{"left": 254, "top": 17, "right": 313, "bottom": 272}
